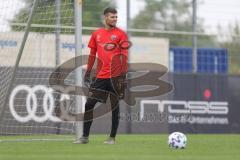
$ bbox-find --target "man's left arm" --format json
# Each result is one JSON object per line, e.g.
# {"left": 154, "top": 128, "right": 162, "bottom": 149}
{"left": 120, "top": 32, "right": 129, "bottom": 75}
{"left": 117, "top": 32, "right": 129, "bottom": 99}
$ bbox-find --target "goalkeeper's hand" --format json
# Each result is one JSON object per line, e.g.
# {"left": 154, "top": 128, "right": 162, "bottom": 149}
{"left": 117, "top": 73, "right": 127, "bottom": 99}
{"left": 84, "top": 72, "right": 91, "bottom": 88}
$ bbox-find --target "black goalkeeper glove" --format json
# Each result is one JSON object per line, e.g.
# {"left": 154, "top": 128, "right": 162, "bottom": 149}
{"left": 116, "top": 74, "right": 127, "bottom": 99}
{"left": 84, "top": 71, "right": 91, "bottom": 88}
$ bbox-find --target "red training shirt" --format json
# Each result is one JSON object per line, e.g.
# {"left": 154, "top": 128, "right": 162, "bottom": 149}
{"left": 87, "top": 27, "right": 128, "bottom": 78}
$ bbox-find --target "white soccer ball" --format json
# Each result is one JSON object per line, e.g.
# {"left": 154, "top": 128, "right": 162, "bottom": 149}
{"left": 168, "top": 132, "right": 187, "bottom": 149}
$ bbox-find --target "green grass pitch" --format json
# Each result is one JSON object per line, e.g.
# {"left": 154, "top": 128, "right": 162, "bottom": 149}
{"left": 0, "top": 134, "right": 240, "bottom": 160}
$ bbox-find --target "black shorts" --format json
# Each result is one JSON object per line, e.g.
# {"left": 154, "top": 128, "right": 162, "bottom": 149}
{"left": 88, "top": 76, "right": 126, "bottom": 103}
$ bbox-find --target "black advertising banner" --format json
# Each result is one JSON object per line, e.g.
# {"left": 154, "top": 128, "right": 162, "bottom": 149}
{"left": 168, "top": 74, "right": 239, "bottom": 133}
{"left": 0, "top": 66, "right": 240, "bottom": 134}
{"left": 227, "top": 76, "right": 240, "bottom": 133}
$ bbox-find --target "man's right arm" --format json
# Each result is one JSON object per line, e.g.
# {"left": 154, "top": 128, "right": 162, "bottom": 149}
{"left": 84, "top": 48, "right": 97, "bottom": 87}
{"left": 86, "top": 48, "right": 97, "bottom": 73}
{"left": 84, "top": 32, "right": 97, "bottom": 87}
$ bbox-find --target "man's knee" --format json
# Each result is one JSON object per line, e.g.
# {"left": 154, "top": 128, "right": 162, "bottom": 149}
{"left": 85, "top": 98, "right": 98, "bottom": 111}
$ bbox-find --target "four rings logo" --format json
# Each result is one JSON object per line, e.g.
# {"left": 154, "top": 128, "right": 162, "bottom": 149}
{"left": 9, "top": 85, "right": 68, "bottom": 123}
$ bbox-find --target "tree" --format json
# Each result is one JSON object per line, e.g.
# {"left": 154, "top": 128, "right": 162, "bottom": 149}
{"left": 131, "top": 0, "right": 215, "bottom": 47}
{"left": 11, "top": 0, "right": 114, "bottom": 34}
{"left": 218, "top": 23, "right": 240, "bottom": 74}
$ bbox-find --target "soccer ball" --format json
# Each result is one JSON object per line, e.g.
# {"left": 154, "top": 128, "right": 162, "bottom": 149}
{"left": 168, "top": 132, "right": 187, "bottom": 149}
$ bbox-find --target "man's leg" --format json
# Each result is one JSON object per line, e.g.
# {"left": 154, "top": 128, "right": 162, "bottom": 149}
{"left": 74, "top": 98, "right": 98, "bottom": 144}
{"left": 109, "top": 93, "right": 120, "bottom": 138}
{"left": 83, "top": 78, "right": 108, "bottom": 137}
{"left": 103, "top": 78, "right": 120, "bottom": 144}
{"left": 103, "top": 94, "right": 119, "bottom": 144}
{"left": 83, "top": 98, "right": 98, "bottom": 137}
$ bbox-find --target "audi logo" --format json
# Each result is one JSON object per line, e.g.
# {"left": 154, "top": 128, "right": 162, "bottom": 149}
{"left": 9, "top": 85, "right": 66, "bottom": 123}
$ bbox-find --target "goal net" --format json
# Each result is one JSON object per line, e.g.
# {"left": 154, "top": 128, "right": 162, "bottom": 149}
{"left": 0, "top": 0, "right": 207, "bottom": 139}
{"left": 0, "top": 0, "right": 172, "bottom": 141}
{"left": 0, "top": 0, "right": 109, "bottom": 141}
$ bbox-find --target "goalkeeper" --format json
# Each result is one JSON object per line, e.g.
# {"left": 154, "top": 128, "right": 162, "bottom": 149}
{"left": 76, "top": 7, "right": 129, "bottom": 144}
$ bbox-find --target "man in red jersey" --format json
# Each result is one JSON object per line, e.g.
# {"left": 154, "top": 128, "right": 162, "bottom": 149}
{"left": 75, "top": 7, "right": 128, "bottom": 144}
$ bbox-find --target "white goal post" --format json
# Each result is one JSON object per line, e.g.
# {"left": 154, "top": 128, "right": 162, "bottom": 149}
{"left": 0, "top": 0, "right": 84, "bottom": 141}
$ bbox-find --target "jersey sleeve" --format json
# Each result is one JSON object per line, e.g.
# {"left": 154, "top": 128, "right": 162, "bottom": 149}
{"left": 120, "top": 31, "right": 129, "bottom": 56}
{"left": 120, "top": 31, "right": 129, "bottom": 74}
{"left": 88, "top": 32, "right": 97, "bottom": 49}
{"left": 86, "top": 48, "right": 97, "bottom": 73}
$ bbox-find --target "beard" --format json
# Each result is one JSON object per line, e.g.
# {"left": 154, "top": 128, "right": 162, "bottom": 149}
{"left": 107, "top": 23, "right": 116, "bottom": 28}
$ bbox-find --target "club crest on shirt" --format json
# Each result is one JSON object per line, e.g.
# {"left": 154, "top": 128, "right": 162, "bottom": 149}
{"left": 111, "top": 35, "right": 117, "bottom": 41}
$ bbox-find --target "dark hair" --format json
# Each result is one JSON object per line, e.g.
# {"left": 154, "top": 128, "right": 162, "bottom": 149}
{"left": 103, "top": 7, "right": 117, "bottom": 15}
